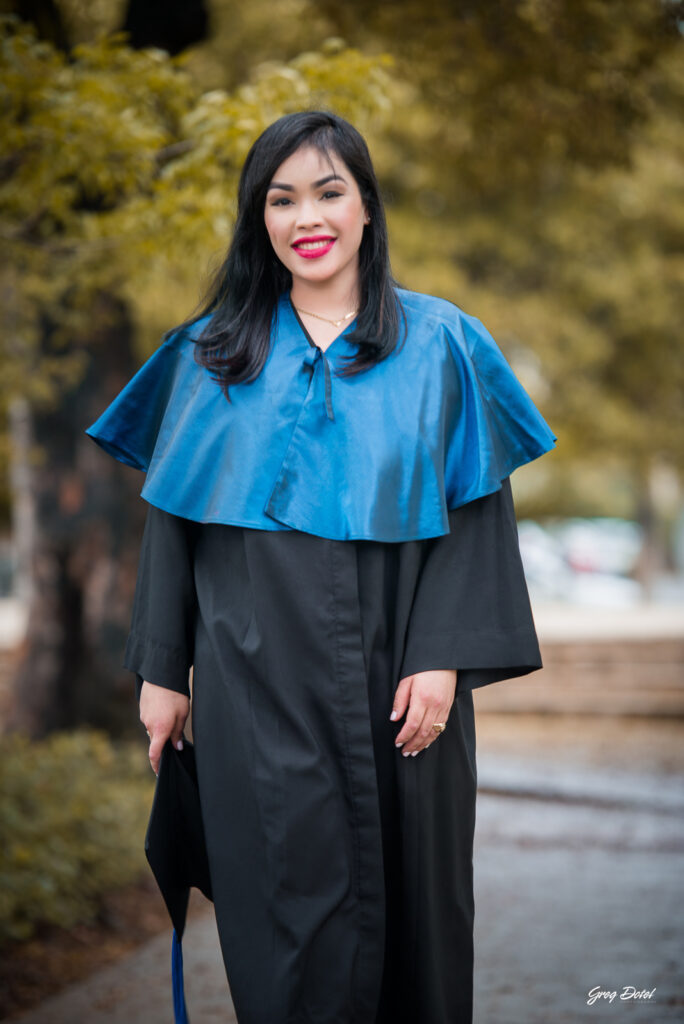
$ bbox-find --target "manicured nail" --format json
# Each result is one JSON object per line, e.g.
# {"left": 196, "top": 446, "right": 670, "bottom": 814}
{"left": 411, "top": 751, "right": 419, "bottom": 757}
{"left": 395, "top": 741, "right": 404, "bottom": 748}
{"left": 402, "top": 750, "right": 411, "bottom": 757}
{"left": 389, "top": 710, "right": 398, "bottom": 721}
{"left": 176, "top": 740, "right": 184, "bottom": 751}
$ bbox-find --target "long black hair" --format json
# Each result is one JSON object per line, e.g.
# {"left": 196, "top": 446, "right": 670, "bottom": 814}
{"left": 170, "top": 110, "right": 406, "bottom": 397}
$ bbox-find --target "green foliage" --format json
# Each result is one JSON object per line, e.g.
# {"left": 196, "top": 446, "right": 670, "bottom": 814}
{"left": 1, "top": 26, "right": 194, "bottom": 230}
{"left": 0, "top": 14, "right": 199, "bottom": 410}
{"left": 0, "top": 729, "right": 154, "bottom": 944}
{"left": 0, "top": 15, "right": 398, "bottom": 403}
{"left": 324, "top": 0, "right": 683, "bottom": 196}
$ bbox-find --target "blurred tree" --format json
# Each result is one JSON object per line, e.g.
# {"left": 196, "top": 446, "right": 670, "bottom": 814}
{"left": 321, "top": 0, "right": 683, "bottom": 193}
{"left": 0, "top": 13, "right": 397, "bottom": 734}
{"left": 0, "top": 0, "right": 70, "bottom": 49}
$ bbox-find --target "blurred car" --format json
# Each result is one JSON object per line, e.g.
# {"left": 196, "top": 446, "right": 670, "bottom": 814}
{"left": 517, "top": 517, "right": 644, "bottom": 607}
{"left": 548, "top": 517, "right": 642, "bottom": 575}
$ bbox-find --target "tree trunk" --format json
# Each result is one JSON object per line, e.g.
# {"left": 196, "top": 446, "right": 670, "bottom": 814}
{"left": 120, "top": 0, "right": 209, "bottom": 55}
{"left": 7, "top": 292, "right": 146, "bottom": 737}
{"left": 10, "top": 0, "right": 70, "bottom": 51}
{"left": 632, "top": 461, "right": 669, "bottom": 601}
{"left": 8, "top": 397, "right": 35, "bottom": 607}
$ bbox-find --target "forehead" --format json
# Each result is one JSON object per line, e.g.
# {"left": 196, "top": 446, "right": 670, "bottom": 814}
{"left": 270, "top": 144, "right": 350, "bottom": 184}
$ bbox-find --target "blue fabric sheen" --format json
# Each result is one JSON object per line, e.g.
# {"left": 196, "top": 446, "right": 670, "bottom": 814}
{"left": 85, "top": 288, "right": 557, "bottom": 542}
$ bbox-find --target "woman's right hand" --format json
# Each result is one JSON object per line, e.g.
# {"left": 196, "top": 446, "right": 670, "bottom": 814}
{"left": 139, "top": 680, "right": 190, "bottom": 775}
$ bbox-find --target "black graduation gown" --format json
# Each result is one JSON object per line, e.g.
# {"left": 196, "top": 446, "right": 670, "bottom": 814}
{"left": 123, "top": 475, "right": 542, "bottom": 1024}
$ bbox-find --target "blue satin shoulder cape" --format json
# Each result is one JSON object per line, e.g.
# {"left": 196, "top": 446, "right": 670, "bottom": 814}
{"left": 85, "top": 288, "right": 557, "bottom": 542}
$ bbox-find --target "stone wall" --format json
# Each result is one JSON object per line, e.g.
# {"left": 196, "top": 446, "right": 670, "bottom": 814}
{"left": 473, "top": 638, "right": 684, "bottom": 716}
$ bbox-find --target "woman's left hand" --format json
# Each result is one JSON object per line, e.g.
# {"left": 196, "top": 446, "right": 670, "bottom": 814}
{"left": 391, "top": 670, "right": 457, "bottom": 756}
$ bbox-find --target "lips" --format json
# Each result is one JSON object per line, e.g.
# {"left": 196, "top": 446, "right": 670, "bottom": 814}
{"left": 292, "top": 236, "right": 336, "bottom": 259}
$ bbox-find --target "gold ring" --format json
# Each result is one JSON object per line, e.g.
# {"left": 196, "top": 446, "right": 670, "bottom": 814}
{"left": 432, "top": 722, "right": 446, "bottom": 734}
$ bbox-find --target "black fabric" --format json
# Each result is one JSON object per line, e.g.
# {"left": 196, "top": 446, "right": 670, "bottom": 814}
{"left": 397, "top": 476, "right": 543, "bottom": 690}
{"left": 145, "top": 738, "right": 213, "bottom": 937}
{"left": 124, "top": 479, "right": 541, "bottom": 1024}
{"left": 125, "top": 506, "right": 198, "bottom": 701}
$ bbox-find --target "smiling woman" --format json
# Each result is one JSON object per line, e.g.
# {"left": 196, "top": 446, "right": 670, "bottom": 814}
{"left": 86, "top": 110, "right": 557, "bottom": 1024}
{"left": 264, "top": 147, "right": 370, "bottom": 350}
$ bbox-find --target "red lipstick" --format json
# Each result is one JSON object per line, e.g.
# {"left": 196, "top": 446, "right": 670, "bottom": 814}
{"left": 292, "top": 235, "right": 336, "bottom": 259}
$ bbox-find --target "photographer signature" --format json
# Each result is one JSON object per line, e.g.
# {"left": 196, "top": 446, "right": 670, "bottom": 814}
{"left": 587, "top": 986, "right": 656, "bottom": 1006}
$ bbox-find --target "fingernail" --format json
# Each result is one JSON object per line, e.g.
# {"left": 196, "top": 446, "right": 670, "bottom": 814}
{"left": 395, "top": 741, "right": 404, "bottom": 748}
{"left": 402, "top": 750, "right": 411, "bottom": 757}
{"left": 389, "top": 710, "right": 398, "bottom": 721}
{"left": 176, "top": 740, "right": 184, "bottom": 751}
{"left": 411, "top": 751, "right": 419, "bottom": 757}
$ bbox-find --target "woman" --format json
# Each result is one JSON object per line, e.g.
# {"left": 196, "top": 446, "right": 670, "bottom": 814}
{"left": 87, "top": 110, "right": 556, "bottom": 1024}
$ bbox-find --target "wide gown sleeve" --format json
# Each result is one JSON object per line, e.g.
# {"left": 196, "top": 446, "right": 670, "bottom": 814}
{"left": 123, "top": 503, "right": 198, "bottom": 702}
{"left": 399, "top": 476, "right": 543, "bottom": 692}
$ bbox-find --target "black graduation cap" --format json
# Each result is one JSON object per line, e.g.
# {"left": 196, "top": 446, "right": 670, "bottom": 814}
{"left": 145, "top": 737, "right": 213, "bottom": 1024}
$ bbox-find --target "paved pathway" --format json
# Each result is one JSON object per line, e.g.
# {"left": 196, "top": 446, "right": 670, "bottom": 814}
{"left": 10, "top": 901, "right": 230, "bottom": 1023}
{"left": 11, "top": 742, "right": 684, "bottom": 1023}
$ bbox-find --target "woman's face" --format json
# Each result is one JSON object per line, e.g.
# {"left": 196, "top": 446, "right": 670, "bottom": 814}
{"left": 264, "top": 144, "right": 369, "bottom": 297}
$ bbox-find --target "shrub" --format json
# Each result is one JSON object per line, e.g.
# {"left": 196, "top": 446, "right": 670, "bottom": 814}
{"left": 0, "top": 729, "right": 154, "bottom": 944}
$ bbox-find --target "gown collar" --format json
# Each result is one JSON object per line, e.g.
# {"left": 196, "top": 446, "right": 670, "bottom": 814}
{"left": 281, "top": 293, "right": 359, "bottom": 422}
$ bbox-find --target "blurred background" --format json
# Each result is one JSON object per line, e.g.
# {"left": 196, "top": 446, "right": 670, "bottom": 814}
{"left": 0, "top": 1, "right": 682, "bottom": 1021}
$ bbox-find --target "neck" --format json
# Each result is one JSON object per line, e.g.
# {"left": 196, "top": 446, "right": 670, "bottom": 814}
{"left": 290, "top": 275, "right": 360, "bottom": 317}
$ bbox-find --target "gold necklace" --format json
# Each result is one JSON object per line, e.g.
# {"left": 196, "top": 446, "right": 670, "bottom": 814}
{"left": 295, "top": 305, "right": 358, "bottom": 328}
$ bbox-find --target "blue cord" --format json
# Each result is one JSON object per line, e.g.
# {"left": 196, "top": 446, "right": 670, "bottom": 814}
{"left": 172, "top": 929, "right": 189, "bottom": 1024}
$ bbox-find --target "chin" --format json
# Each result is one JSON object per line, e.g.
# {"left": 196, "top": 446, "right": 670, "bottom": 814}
{"left": 293, "top": 266, "right": 341, "bottom": 285}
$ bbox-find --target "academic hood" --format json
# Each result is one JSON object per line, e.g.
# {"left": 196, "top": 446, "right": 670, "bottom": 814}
{"left": 86, "top": 288, "right": 557, "bottom": 542}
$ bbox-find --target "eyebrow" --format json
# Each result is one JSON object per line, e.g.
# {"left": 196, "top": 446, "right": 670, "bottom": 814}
{"left": 267, "top": 174, "right": 348, "bottom": 192}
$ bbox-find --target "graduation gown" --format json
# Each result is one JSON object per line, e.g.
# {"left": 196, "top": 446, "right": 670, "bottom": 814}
{"left": 86, "top": 288, "right": 556, "bottom": 1024}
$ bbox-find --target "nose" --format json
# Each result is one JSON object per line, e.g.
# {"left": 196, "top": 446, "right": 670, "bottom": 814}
{"left": 295, "top": 196, "right": 323, "bottom": 229}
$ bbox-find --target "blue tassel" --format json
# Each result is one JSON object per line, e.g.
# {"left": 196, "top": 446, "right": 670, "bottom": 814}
{"left": 172, "top": 929, "right": 189, "bottom": 1024}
